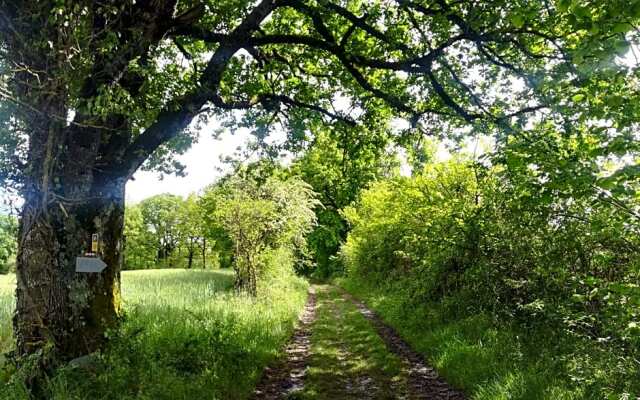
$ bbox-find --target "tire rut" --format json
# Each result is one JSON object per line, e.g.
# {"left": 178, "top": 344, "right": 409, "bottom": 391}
{"left": 341, "top": 290, "right": 466, "bottom": 400}
{"left": 252, "top": 286, "right": 317, "bottom": 399}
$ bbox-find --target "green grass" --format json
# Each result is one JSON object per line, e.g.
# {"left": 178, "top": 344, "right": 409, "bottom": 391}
{"left": 0, "top": 269, "right": 308, "bottom": 399}
{"left": 0, "top": 274, "right": 14, "bottom": 355}
{"left": 338, "top": 278, "right": 639, "bottom": 400}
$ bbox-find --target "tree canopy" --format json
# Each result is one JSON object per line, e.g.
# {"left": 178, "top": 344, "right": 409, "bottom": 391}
{"left": 1, "top": 0, "right": 638, "bottom": 188}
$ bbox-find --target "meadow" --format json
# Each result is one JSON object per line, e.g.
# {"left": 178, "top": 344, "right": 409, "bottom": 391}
{"left": 0, "top": 273, "right": 14, "bottom": 356}
{"left": 0, "top": 269, "right": 308, "bottom": 399}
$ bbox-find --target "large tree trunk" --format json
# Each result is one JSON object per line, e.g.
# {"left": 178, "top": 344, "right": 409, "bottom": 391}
{"left": 14, "top": 183, "right": 125, "bottom": 360}
{"left": 14, "top": 118, "right": 126, "bottom": 361}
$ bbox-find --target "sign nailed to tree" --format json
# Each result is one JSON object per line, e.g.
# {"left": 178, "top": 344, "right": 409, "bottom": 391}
{"left": 76, "top": 233, "right": 106, "bottom": 273}
{"left": 75, "top": 257, "right": 107, "bottom": 273}
{"left": 91, "top": 233, "right": 99, "bottom": 253}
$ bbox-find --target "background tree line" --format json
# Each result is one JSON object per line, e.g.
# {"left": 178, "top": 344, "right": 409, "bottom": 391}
{"left": 0, "top": 214, "right": 17, "bottom": 274}
{"left": 124, "top": 194, "right": 211, "bottom": 270}
{"left": 123, "top": 162, "right": 319, "bottom": 296}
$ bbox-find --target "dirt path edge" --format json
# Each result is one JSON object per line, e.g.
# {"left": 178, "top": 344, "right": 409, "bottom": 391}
{"left": 251, "top": 286, "right": 317, "bottom": 399}
{"left": 340, "top": 289, "right": 466, "bottom": 400}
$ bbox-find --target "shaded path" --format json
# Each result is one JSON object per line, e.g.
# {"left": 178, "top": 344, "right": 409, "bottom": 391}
{"left": 252, "top": 285, "right": 465, "bottom": 399}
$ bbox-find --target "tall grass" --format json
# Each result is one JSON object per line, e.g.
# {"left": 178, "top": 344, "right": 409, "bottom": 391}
{"left": 0, "top": 269, "right": 308, "bottom": 399}
{"left": 0, "top": 274, "right": 14, "bottom": 356}
{"left": 339, "top": 278, "right": 638, "bottom": 400}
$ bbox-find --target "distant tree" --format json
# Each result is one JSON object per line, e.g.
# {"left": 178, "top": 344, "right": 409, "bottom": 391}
{"left": 125, "top": 195, "right": 209, "bottom": 269}
{"left": 0, "top": 214, "right": 17, "bottom": 274}
{"left": 123, "top": 204, "right": 156, "bottom": 270}
{"left": 291, "top": 129, "right": 399, "bottom": 276}
{"left": 177, "top": 194, "right": 207, "bottom": 269}
{"left": 140, "top": 194, "right": 185, "bottom": 267}
{"left": 215, "top": 171, "right": 318, "bottom": 295}
{"left": 200, "top": 183, "right": 236, "bottom": 270}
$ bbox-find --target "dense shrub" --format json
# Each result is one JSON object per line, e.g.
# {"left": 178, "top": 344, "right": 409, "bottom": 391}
{"left": 205, "top": 168, "right": 319, "bottom": 295}
{"left": 341, "top": 158, "right": 640, "bottom": 397}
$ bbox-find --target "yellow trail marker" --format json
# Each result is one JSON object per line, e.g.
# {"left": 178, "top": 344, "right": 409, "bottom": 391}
{"left": 91, "top": 233, "right": 99, "bottom": 253}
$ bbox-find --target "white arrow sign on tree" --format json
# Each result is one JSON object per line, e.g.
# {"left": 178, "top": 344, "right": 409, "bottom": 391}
{"left": 75, "top": 257, "right": 107, "bottom": 273}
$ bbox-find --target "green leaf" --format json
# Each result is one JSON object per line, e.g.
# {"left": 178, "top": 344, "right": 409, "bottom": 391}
{"left": 572, "top": 93, "right": 586, "bottom": 102}
{"left": 614, "top": 39, "right": 631, "bottom": 55}
{"left": 613, "top": 22, "right": 631, "bottom": 34}
{"left": 572, "top": 5, "right": 591, "bottom": 20}
{"left": 511, "top": 14, "right": 525, "bottom": 28}
{"left": 558, "top": 0, "right": 571, "bottom": 12}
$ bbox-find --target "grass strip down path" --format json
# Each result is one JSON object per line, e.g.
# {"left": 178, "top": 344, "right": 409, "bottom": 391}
{"left": 254, "top": 285, "right": 464, "bottom": 399}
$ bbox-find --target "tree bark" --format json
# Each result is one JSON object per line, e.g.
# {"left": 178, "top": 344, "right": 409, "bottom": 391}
{"left": 234, "top": 252, "right": 258, "bottom": 296}
{"left": 187, "top": 239, "right": 194, "bottom": 269}
{"left": 14, "top": 189, "right": 125, "bottom": 361}
{"left": 14, "top": 121, "right": 125, "bottom": 361}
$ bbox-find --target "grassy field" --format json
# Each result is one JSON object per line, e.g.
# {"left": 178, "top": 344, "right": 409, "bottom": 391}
{"left": 0, "top": 274, "right": 14, "bottom": 355}
{"left": 0, "top": 269, "right": 308, "bottom": 399}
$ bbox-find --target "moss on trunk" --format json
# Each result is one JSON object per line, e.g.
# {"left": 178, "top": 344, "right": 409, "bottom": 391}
{"left": 14, "top": 172, "right": 126, "bottom": 360}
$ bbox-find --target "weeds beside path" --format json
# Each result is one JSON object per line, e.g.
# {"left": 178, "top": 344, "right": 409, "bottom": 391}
{"left": 253, "top": 286, "right": 318, "bottom": 399}
{"left": 253, "top": 285, "right": 464, "bottom": 399}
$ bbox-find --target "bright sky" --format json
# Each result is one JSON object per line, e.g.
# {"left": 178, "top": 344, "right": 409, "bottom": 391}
{"left": 126, "top": 120, "right": 253, "bottom": 204}
{"left": 0, "top": 119, "right": 276, "bottom": 213}
{"left": 125, "top": 117, "right": 292, "bottom": 204}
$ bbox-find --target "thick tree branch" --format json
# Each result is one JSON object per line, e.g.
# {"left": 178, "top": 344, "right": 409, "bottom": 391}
{"left": 122, "top": 0, "right": 555, "bottom": 175}
{"left": 171, "top": 29, "right": 462, "bottom": 117}
{"left": 496, "top": 105, "right": 547, "bottom": 122}
{"left": 119, "top": 0, "right": 281, "bottom": 177}
{"left": 427, "top": 71, "right": 480, "bottom": 123}
{"left": 209, "top": 92, "right": 355, "bottom": 126}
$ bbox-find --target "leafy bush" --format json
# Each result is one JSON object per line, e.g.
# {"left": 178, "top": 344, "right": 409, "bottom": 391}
{"left": 0, "top": 215, "right": 17, "bottom": 274}
{"left": 211, "top": 169, "right": 319, "bottom": 295}
{"left": 341, "top": 158, "right": 640, "bottom": 398}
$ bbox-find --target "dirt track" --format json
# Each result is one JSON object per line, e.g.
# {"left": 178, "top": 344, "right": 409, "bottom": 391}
{"left": 252, "top": 287, "right": 317, "bottom": 399}
{"left": 252, "top": 285, "right": 465, "bottom": 400}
